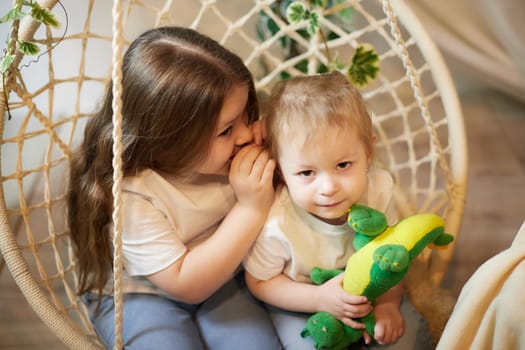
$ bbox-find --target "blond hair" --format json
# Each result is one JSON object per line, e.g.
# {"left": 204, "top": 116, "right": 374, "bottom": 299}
{"left": 265, "top": 71, "right": 374, "bottom": 161}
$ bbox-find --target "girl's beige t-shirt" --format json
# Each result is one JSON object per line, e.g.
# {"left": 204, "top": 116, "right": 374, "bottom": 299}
{"left": 114, "top": 169, "right": 235, "bottom": 295}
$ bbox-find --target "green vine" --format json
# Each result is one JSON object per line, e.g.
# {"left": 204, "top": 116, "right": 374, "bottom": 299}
{"left": 257, "top": 0, "right": 380, "bottom": 87}
{"left": 1, "top": 0, "right": 61, "bottom": 119}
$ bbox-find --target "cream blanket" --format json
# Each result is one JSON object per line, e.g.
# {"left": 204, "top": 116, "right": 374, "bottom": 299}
{"left": 437, "top": 220, "right": 525, "bottom": 349}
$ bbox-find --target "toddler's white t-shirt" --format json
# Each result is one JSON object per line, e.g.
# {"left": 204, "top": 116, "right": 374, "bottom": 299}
{"left": 243, "top": 168, "right": 396, "bottom": 283}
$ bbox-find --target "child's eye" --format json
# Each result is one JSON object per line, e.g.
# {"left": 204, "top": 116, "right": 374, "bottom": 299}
{"left": 337, "top": 162, "right": 352, "bottom": 169}
{"left": 298, "top": 170, "right": 314, "bottom": 177}
{"left": 219, "top": 126, "right": 233, "bottom": 137}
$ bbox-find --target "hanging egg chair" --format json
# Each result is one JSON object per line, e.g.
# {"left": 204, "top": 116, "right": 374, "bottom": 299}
{"left": 0, "top": 0, "right": 466, "bottom": 348}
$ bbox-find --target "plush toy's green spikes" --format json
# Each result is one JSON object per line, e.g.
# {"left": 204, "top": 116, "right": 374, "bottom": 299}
{"left": 373, "top": 245, "right": 410, "bottom": 273}
{"left": 301, "top": 312, "right": 363, "bottom": 350}
{"left": 347, "top": 204, "right": 387, "bottom": 236}
{"left": 363, "top": 258, "right": 407, "bottom": 301}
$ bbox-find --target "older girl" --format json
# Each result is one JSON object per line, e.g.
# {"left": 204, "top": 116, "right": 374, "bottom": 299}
{"left": 68, "top": 26, "right": 280, "bottom": 349}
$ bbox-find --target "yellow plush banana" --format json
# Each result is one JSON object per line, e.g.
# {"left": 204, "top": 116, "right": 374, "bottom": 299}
{"left": 302, "top": 204, "right": 454, "bottom": 350}
{"left": 344, "top": 206, "right": 452, "bottom": 299}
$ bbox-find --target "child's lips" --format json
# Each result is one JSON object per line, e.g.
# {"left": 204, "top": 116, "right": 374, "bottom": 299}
{"left": 319, "top": 200, "right": 343, "bottom": 208}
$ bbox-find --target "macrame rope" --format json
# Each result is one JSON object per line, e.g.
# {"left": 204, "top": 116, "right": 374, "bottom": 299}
{"left": 111, "top": 0, "right": 125, "bottom": 348}
{"left": 380, "top": 0, "right": 451, "bottom": 181}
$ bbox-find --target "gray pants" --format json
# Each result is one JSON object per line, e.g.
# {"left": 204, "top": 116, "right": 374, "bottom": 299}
{"left": 84, "top": 273, "right": 282, "bottom": 349}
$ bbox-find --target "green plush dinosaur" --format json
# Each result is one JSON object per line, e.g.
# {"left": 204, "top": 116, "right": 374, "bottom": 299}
{"left": 300, "top": 204, "right": 454, "bottom": 349}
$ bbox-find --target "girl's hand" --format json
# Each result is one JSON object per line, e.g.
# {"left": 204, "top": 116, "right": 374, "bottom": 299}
{"left": 229, "top": 144, "right": 275, "bottom": 212}
{"left": 372, "top": 303, "right": 404, "bottom": 345}
{"left": 316, "top": 273, "right": 373, "bottom": 330}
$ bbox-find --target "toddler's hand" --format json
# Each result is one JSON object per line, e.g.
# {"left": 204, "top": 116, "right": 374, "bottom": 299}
{"left": 373, "top": 303, "right": 404, "bottom": 345}
{"left": 229, "top": 144, "right": 275, "bottom": 211}
{"left": 316, "top": 273, "right": 372, "bottom": 330}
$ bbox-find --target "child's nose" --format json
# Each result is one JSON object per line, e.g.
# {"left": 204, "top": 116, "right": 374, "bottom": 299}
{"left": 235, "top": 120, "right": 253, "bottom": 146}
{"left": 320, "top": 176, "right": 337, "bottom": 196}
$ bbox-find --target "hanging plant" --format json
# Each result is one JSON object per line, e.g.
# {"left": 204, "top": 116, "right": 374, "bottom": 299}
{"left": 0, "top": 1, "right": 60, "bottom": 73}
{"left": 347, "top": 43, "right": 380, "bottom": 86}
{"left": 256, "top": 0, "right": 380, "bottom": 87}
{"left": 1, "top": 0, "right": 63, "bottom": 119}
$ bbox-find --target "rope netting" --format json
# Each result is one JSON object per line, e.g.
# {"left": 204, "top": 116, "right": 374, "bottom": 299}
{"left": 0, "top": 0, "right": 466, "bottom": 348}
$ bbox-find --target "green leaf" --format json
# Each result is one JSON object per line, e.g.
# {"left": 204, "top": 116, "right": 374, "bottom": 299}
{"left": 255, "top": 21, "right": 265, "bottom": 43}
{"left": 30, "top": 3, "right": 60, "bottom": 28}
{"left": 286, "top": 2, "right": 307, "bottom": 24}
{"left": 256, "top": 11, "right": 279, "bottom": 42}
{"left": 278, "top": 0, "right": 295, "bottom": 18}
{"left": 334, "top": 0, "right": 353, "bottom": 22}
{"left": 327, "top": 54, "right": 345, "bottom": 72}
{"left": 310, "top": 0, "right": 325, "bottom": 7}
{"left": 317, "top": 63, "right": 328, "bottom": 74}
{"left": 280, "top": 71, "right": 292, "bottom": 80}
{"left": 296, "top": 28, "right": 310, "bottom": 40}
{"left": 307, "top": 11, "right": 319, "bottom": 35}
{"left": 0, "top": 8, "right": 26, "bottom": 23}
{"left": 257, "top": 11, "right": 291, "bottom": 49}
{"left": 18, "top": 41, "right": 40, "bottom": 55}
{"left": 347, "top": 45, "right": 380, "bottom": 86}
{"left": 295, "top": 59, "right": 308, "bottom": 74}
{"left": 327, "top": 30, "right": 339, "bottom": 41}
{"left": 0, "top": 54, "right": 15, "bottom": 73}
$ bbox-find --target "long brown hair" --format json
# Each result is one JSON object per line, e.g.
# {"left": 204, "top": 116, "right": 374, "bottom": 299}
{"left": 68, "top": 26, "right": 258, "bottom": 297}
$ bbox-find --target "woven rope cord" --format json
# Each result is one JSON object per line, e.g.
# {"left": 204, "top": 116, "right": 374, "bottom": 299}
{"left": 381, "top": 0, "right": 452, "bottom": 190}
{"left": 0, "top": 76, "right": 99, "bottom": 350}
{"left": 110, "top": 0, "right": 125, "bottom": 348}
